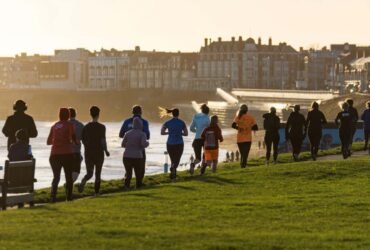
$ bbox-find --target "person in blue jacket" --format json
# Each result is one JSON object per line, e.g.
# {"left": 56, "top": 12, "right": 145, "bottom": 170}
{"left": 161, "top": 108, "right": 188, "bottom": 181}
{"left": 119, "top": 105, "right": 150, "bottom": 175}
{"left": 361, "top": 101, "right": 370, "bottom": 151}
{"left": 189, "top": 104, "right": 210, "bottom": 174}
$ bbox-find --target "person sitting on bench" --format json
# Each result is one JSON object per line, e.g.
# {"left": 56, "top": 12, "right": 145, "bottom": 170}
{"left": 8, "top": 129, "right": 33, "bottom": 161}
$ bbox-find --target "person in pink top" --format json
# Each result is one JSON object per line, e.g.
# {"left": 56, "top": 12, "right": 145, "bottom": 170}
{"left": 47, "top": 108, "right": 77, "bottom": 202}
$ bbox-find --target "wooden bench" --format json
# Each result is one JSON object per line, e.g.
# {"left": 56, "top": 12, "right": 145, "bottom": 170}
{"left": 0, "top": 159, "right": 36, "bottom": 210}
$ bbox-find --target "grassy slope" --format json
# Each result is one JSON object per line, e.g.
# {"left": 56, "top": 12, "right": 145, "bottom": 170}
{"left": 1, "top": 146, "right": 370, "bottom": 249}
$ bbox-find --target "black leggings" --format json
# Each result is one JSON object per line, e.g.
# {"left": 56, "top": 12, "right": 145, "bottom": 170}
{"left": 192, "top": 139, "right": 204, "bottom": 164}
{"left": 290, "top": 134, "right": 304, "bottom": 155}
{"left": 81, "top": 152, "right": 104, "bottom": 193}
{"left": 167, "top": 144, "right": 184, "bottom": 179}
{"left": 49, "top": 154, "right": 74, "bottom": 200}
{"left": 340, "top": 130, "right": 351, "bottom": 154}
{"left": 308, "top": 131, "right": 322, "bottom": 156}
{"left": 237, "top": 142, "right": 251, "bottom": 168}
{"left": 265, "top": 133, "right": 279, "bottom": 161}
{"left": 364, "top": 129, "right": 370, "bottom": 148}
{"left": 123, "top": 157, "right": 145, "bottom": 188}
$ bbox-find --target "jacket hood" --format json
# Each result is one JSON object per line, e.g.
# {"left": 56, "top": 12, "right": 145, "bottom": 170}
{"left": 133, "top": 117, "right": 143, "bottom": 130}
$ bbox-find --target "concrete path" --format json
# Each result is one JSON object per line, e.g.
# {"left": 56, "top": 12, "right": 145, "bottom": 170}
{"left": 317, "top": 149, "right": 369, "bottom": 161}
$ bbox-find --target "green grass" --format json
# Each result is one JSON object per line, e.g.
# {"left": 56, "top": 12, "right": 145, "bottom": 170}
{"left": 0, "top": 143, "right": 370, "bottom": 249}
{"left": 34, "top": 142, "right": 365, "bottom": 203}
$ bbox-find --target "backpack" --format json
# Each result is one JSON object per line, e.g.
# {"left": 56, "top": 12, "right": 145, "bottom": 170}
{"left": 204, "top": 130, "right": 217, "bottom": 148}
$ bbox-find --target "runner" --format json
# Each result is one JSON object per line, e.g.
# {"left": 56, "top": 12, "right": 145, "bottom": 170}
{"left": 305, "top": 101, "right": 327, "bottom": 161}
{"left": 2, "top": 100, "right": 38, "bottom": 150}
{"left": 189, "top": 104, "right": 210, "bottom": 174}
{"left": 231, "top": 104, "right": 258, "bottom": 168}
{"left": 79, "top": 106, "right": 110, "bottom": 195}
{"left": 201, "top": 115, "right": 223, "bottom": 174}
{"left": 119, "top": 105, "right": 150, "bottom": 175}
{"left": 122, "top": 117, "right": 149, "bottom": 189}
{"left": 335, "top": 102, "right": 353, "bottom": 159}
{"left": 360, "top": 101, "right": 370, "bottom": 151}
{"left": 285, "top": 105, "right": 306, "bottom": 161}
{"left": 68, "top": 108, "right": 84, "bottom": 183}
{"left": 161, "top": 108, "right": 188, "bottom": 181}
{"left": 47, "top": 108, "right": 77, "bottom": 202}
{"left": 346, "top": 98, "right": 359, "bottom": 154}
{"left": 262, "top": 107, "right": 280, "bottom": 165}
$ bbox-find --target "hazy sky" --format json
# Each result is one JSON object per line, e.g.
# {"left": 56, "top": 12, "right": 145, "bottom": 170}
{"left": 0, "top": 0, "right": 369, "bottom": 56}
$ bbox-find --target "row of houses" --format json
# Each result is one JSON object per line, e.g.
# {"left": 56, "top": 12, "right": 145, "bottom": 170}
{"left": 0, "top": 37, "right": 369, "bottom": 91}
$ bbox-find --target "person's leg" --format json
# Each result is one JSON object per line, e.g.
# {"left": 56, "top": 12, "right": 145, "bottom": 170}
{"left": 212, "top": 160, "right": 218, "bottom": 173}
{"left": 167, "top": 144, "right": 176, "bottom": 179}
{"left": 94, "top": 153, "right": 104, "bottom": 194}
{"left": 244, "top": 142, "right": 252, "bottom": 165}
{"left": 273, "top": 135, "right": 280, "bottom": 162}
{"left": 265, "top": 135, "right": 272, "bottom": 162}
{"left": 142, "top": 150, "right": 146, "bottom": 177}
{"left": 133, "top": 158, "right": 144, "bottom": 188}
{"left": 237, "top": 142, "right": 247, "bottom": 168}
{"left": 314, "top": 133, "right": 322, "bottom": 156}
{"left": 123, "top": 158, "right": 133, "bottom": 189}
{"left": 364, "top": 129, "right": 369, "bottom": 150}
{"left": 61, "top": 154, "right": 74, "bottom": 201}
{"left": 49, "top": 155, "right": 62, "bottom": 202}
{"left": 79, "top": 154, "right": 94, "bottom": 193}
{"left": 72, "top": 153, "right": 82, "bottom": 183}
{"left": 172, "top": 144, "right": 184, "bottom": 178}
{"left": 191, "top": 139, "right": 203, "bottom": 174}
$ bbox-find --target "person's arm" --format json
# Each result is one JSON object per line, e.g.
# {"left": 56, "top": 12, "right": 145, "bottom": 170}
{"left": 119, "top": 120, "right": 127, "bottom": 138}
{"left": 218, "top": 127, "right": 224, "bottom": 143}
{"left": 28, "top": 117, "right": 38, "bottom": 138}
{"left": 182, "top": 122, "right": 188, "bottom": 136}
{"left": 285, "top": 115, "right": 291, "bottom": 140}
{"left": 47, "top": 126, "right": 53, "bottom": 145}
{"left": 251, "top": 117, "right": 258, "bottom": 131}
{"left": 71, "top": 124, "right": 78, "bottom": 145}
{"left": 334, "top": 113, "right": 340, "bottom": 126}
{"left": 101, "top": 126, "right": 110, "bottom": 157}
{"left": 305, "top": 112, "right": 311, "bottom": 133}
{"left": 143, "top": 120, "right": 150, "bottom": 140}
{"left": 2, "top": 117, "right": 11, "bottom": 137}
{"left": 160, "top": 123, "right": 168, "bottom": 135}
{"left": 189, "top": 117, "right": 196, "bottom": 133}
{"left": 321, "top": 112, "right": 328, "bottom": 124}
{"left": 201, "top": 129, "right": 206, "bottom": 141}
{"left": 121, "top": 134, "right": 128, "bottom": 148}
{"left": 141, "top": 134, "right": 149, "bottom": 148}
{"left": 231, "top": 116, "right": 238, "bottom": 130}
{"left": 361, "top": 111, "right": 365, "bottom": 121}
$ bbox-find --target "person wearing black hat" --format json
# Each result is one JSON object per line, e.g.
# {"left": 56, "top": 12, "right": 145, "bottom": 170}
{"left": 2, "top": 100, "right": 38, "bottom": 150}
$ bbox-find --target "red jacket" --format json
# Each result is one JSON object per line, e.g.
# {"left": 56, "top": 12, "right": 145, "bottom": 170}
{"left": 47, "top": 121, "right": 76, "bottom": 155}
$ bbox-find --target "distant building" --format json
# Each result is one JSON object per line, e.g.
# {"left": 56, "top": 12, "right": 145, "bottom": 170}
{"left": 88, "top": 49, "right": 130, "bottom": 89}
{"left": 128, "top": 47, "right": 198, "bottom": 89}
{"left": 195, "top": 36, "right": 298, "bottom": 90}
{"left": 0, "top": 53, "right": 49, "bottom": 88}
{"left": 39, "top": 48, "right": 90, "bottom": 89}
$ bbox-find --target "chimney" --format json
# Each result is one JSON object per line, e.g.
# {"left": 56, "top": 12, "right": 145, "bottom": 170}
{"left": 364, "top": 50, "right": 366, "bottom": 58}
{"left": 135, "top": 46, "right": 140, "bottom": 52}
{"left": 300, "top": 47, "right": 303, "bottom": 52}
{"left": 218, "top": 37, "right": 222, "bottom": 42}
{"left": 238, "top": 36, "right": 243, "bottom": 42}
{"left": 231, "top": 37, "right": 235, "bottom": 42}
{"left": 204, "top": 38, "right": 208, "bottom": 47}
{"left": 268, "top": 37, "right": 272, "bottom": 46}
{"left": 258, "top": 37, "right": 261, "bottom": 46}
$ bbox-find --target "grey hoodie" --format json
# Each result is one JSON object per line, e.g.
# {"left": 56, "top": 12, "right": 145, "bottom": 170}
{"left": 122, "top": 118, "right": 149, "bottom": 158}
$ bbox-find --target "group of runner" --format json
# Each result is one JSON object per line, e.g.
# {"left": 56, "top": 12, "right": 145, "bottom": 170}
{"left": 2, "top": 98, "right": 370, "bottom": 201}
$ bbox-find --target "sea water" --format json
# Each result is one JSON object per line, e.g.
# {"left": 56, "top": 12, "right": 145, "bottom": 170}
{"left": 0, "top": 121, "right": 231, "bottom": 189}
